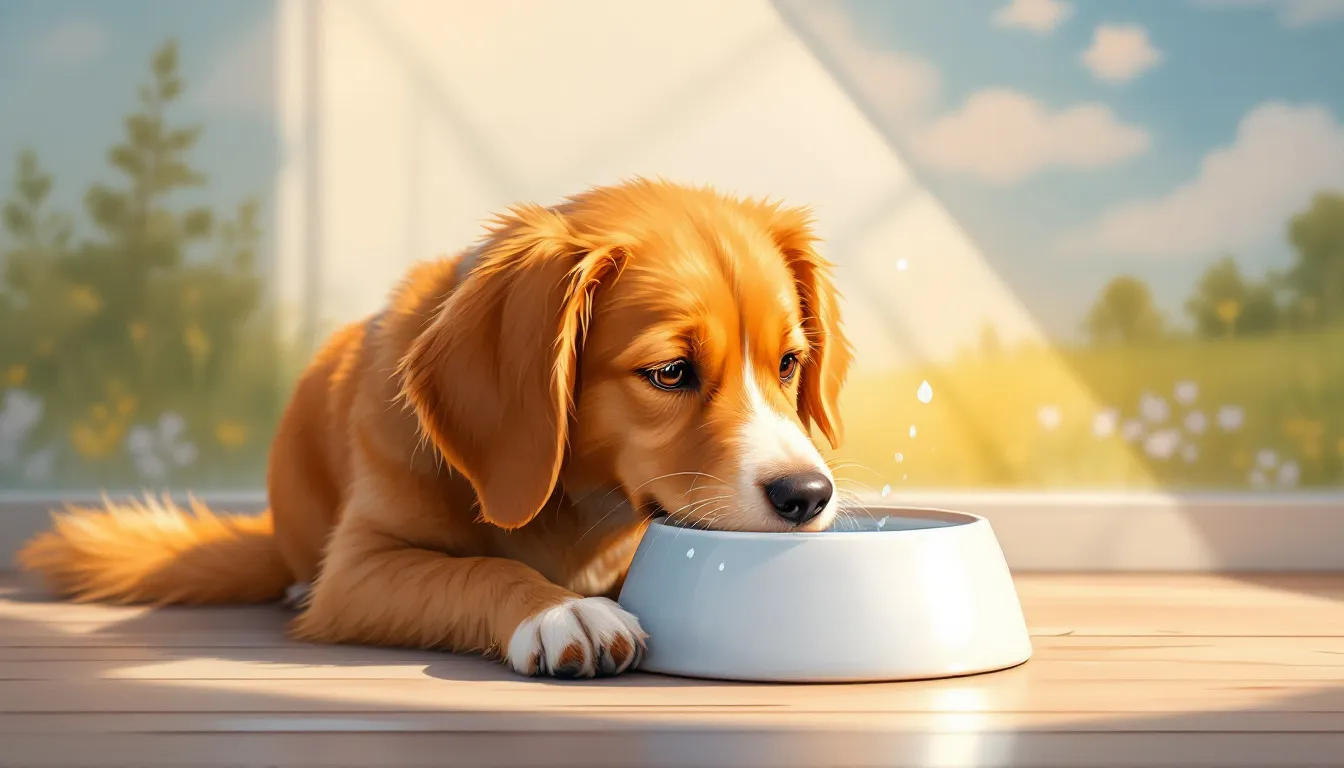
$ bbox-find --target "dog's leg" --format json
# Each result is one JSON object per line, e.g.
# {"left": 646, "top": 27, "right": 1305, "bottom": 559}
{"left": 289, "top": 528, "right": 646, "bottom": 678}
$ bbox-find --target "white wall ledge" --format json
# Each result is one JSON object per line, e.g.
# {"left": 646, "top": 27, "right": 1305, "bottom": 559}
{"left": 2, "top": 491, "right": 1341, "bottom": 572}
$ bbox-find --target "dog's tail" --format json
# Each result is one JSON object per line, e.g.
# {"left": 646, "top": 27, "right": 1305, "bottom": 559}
{"left": 16, "top": 494, "right": 292, "bottom": 606}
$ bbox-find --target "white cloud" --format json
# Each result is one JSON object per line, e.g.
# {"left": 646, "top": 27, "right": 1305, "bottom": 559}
{"left": 1196, "top": 0, "right": 1344, "bottom": 27}
{"left": 910, "top": 89, "right": 1151, "bottom": 184}
{"left": 194, "top": 20, "right": 274, "bottom": 115}
{"left": 994, "top": 0, "right": 1074, "bottom": 34}
{"left": 1081, "top": 24, "right": 1162, "bottom": 83}
{"left": 1059, "top": 102, "right": 1344, "bottom": 258}
{"left": 792, "top": 3, "right": 940, "bottom": 128}
{"left": 28, "top": 17, "right": 109, "bottom": 68}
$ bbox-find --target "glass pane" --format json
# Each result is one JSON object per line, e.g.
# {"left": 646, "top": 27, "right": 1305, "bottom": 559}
{"left": 3, "top": 0, "right": 1339, "bottom": 495}
{"left": 1, "top": 0, "right": 283, "bottom": 491}
{"left": 777, "top": 0, "right": 1344, "bottom": 492}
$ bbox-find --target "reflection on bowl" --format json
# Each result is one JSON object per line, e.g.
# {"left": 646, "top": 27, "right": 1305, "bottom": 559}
{"left": 617, "top": 507, "right": 1033, "bottom": 683}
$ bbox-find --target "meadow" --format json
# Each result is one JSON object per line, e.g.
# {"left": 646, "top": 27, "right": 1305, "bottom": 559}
{"left": 829, "top": 328, "right": 1344, "bottom": 493}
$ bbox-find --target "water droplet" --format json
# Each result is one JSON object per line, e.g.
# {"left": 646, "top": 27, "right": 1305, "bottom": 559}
{"left": 718, "top": 562, "right": 725, "bottom": 571}
{"left": 916, "top": 380, "right": 933, "bottom": 404}
{"left": 880, "top": 484, "right": 891, "bottom": 497}
{"left": 894, "top": 452, "right": 904, "bottom": 463}
{"left": 909, "top": 425, "right": 917, "bottom": 438}
{"left": 686, "top": 548, "right": 695, "bottom": 559}
{"left": 877, "top": 516, "right": 888, "bottom": 529}
{"left": 896, "top": 258, "right": 909, "bottom": 272}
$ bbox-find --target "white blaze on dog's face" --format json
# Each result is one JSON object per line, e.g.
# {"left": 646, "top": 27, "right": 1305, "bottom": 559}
{"left": 561, "top": 184, "right": 853, "bottom": 533}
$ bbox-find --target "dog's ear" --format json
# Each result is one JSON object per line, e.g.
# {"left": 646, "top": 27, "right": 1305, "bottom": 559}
{"left": 399, "top": 205, "right": 626, "bottom": 529}
{"left": 767, "top": 205, "right": 853, "bottom": 448}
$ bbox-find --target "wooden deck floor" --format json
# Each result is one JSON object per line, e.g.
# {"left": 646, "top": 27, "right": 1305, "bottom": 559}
{"left": 4, "top": 572, "right": 1344, "bottom": 767}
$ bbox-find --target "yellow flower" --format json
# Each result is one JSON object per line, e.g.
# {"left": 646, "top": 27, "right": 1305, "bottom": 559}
{"left": 115, "top": 395, "right": 138, "bottom": 417}
{"left": 215, "top": 420, "right": 248, "bottom": 449}
{"left": 1285, "top": 419, "right": 1324, "bottom": 439}
{"left": 5, "top": 364, "right": 26, "bottom": 387}
{"left": 70, "top": 421, "right": 123, "bottom": 459}
{"left": 183, "top": 325, "right": 211, "bottom": 363}
{"left": 68, "top": 285, "right": 103, "bottom": 315}
{"left": 129, "top": 322, "right": 148, "bottom": 343}
{"left": 1286, "top": 419, "right": 1325, "bottom": 459}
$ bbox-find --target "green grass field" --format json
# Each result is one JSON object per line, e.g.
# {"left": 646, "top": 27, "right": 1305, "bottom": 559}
{"left": 829, "top": 328, "right": 1344, "bottom": 492}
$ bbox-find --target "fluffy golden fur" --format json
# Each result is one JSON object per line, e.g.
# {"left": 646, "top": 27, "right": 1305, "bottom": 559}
{"left": 18, "top": 179, "right": 853, "bottom": 678}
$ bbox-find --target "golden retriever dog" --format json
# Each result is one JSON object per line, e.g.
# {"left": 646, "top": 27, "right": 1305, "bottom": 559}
{"left": 17, "top": 179, "right": 853, "bottom": 678}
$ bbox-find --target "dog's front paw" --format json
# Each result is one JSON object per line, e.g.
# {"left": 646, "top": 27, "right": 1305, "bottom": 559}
{"left": 506, "top": 597, "right": 647, "bottom": 678}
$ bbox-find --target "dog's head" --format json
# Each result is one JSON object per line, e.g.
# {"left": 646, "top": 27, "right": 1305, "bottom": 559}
{"left": 401, "top": 180, "right": 852, "bottom": 533}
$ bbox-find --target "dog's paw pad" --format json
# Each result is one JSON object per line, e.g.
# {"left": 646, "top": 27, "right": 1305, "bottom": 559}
{"left": 507, "top": 597, "right": 647, "bottom": 678}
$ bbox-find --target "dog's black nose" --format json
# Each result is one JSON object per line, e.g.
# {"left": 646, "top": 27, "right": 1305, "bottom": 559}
{"left": 763, "top": 472, "right": 833, "bottom": 525}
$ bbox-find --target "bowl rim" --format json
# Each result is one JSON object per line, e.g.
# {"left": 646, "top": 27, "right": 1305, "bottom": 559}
{"left": 643, "top": 505, "right": 988, "bottom": 542}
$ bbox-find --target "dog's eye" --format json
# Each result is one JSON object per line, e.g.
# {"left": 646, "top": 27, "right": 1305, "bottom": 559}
{"left": 648, "top": 360, "right": 694, "bottom": 391}
{"left": 779, "top": 353, "right": 800, "bottom": 382}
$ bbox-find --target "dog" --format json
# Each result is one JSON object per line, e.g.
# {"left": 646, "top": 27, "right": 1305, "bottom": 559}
{"left": 17, "top": 179, "right": 853, "bottom": 678}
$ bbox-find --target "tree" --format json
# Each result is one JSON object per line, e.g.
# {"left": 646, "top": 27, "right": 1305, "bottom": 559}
{"left": 1185, "top": 255, "right": 1280, "bottom": 338}
{"left": 1285, "top": 191, "right": 1344, "bottom": 327}
{"left": 1084, "top": 276, "right": 1164, "bottom": 345}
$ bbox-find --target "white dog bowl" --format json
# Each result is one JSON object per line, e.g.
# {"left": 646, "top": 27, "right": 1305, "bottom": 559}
{"left": 617, "top": 507, "right": 1033, "bottom": 683}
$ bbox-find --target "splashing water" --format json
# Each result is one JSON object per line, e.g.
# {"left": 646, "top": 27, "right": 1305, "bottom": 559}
{"left": 718, "top": 562, "right": 725, "bottom": 571}
{"left": 909, "top": 425, "right": 917, "bottom": 438}
{"left": 686, "top": 548, "right": 695, "bottom": 559}
{"left": 880, "top": 484, "right": 891, "bottom": 497}
{"left": 916, "top": 380, "right": 933, "bottom": 404}
{"left": 894, "top": 452, "right": 904, "bottom": 463}
{"left": 877, "top": 516, "right": 888, "bottom": 529}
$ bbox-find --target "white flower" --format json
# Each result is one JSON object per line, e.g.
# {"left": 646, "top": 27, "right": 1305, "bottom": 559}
{"left": 1093, "top": 408, "right": 1118, "bottom": 438}
{"left": 0, "top": 389, "right": 44, "bottom": 466}
{"left": 1184, "top": 410, "right": 1208, "bottom": 435}
{"left": 1277, "top": 461, "right": 1301, "bottom": 488}
{"left": 1256, "top": 449, "right": 1278, "bottom": 470}
{"left": 1180, "top": 444, "right": 1199, "bottom": 463}
{"left": 127, "top": 412, "right": 198, "bottom": 481}
{"left": 1217, "top": 405, "right": 1244, "bottom": 432}
{"left": 1249, "top": 469, "right": 1268, "bottom": 488}
{"left": 1121, "top": 419, "right": 1144, "bottom": 442}
{"left": 1139, "top": 392, "right": 1170, "bottom": 423}
{"left": 1143, "top": 429, "right": 1181, "bottom": 460}
{"left": 23, "top": 447, "right": 56, "bottom": 481}
{"left": 134, "top": 452, "right": 168, "bottom": 481}
{"left": 1037, "top": 405, "right": 1062, "bottom": 430}
{"left": 1173, "top": 380, "right": 1199, "bottom": 405}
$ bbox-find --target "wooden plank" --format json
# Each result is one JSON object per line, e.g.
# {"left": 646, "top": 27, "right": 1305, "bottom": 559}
{"left": 7, "top": 635, "right": 1344, "bottom": 681}
{"left": 10, "top": 574, "right": 1344, "bottom": 640}
{"left": 4, "top": 730, "right": 1344, "bottom": 768}
{"left": 6, "top": 709, "right": 1344, "bottom": 734}
{"left": 2, "top": 675, "right": 1343, "bottom": 716}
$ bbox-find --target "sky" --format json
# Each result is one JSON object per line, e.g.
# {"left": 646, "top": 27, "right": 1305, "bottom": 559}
{"left": 1, "top": 0, "right": 1341, "bottom": 342}
{"left": 777, "top": 0, "right": 1344, "bottom": 339}
{"left": 0, "top": 0, "right": 277, "bottom": 247}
